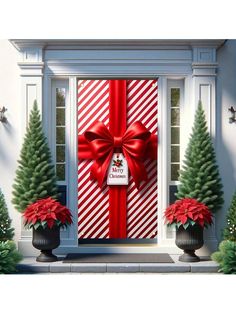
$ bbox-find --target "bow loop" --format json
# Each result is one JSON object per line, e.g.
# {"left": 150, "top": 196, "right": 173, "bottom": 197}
{"left": 123, "top": 121, "right": 151, "bottom": 142}
{"left": 84, "top": 121, "right": 113, "bottom": 159}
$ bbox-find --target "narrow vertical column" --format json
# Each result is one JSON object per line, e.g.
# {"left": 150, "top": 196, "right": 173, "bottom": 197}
{"left": 192, "top": 46, "right": 218, "bottom": 253}
{"left": 109, "top": 80, "right": 127, "bottom": 238}
{"left": 16, "top": 45, "right": 45, "bottom": 254}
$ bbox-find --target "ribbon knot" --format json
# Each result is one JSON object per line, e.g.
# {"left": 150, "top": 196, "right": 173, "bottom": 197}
{"left": 78, "top": 120, "right": 157, "bottom": 189}
{"left": 113, "top": 136, "right": 122, "bottom": 148}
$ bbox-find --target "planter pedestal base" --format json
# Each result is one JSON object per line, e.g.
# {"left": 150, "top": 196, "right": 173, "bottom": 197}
{"left": 175, "top": 225, "right": 204, "bottom": 263}
{"left": 36, "top": 250, "right": 58, "bottom": 262}
{"left": 32, "top": 226, "right": 60, "bottom": 263}
{"left": 179, "top": 249, "right": 200, "bottom": 262}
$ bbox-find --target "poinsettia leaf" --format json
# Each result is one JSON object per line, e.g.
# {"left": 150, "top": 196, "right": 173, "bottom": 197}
{"left": 183, "top": 222, "right": 190, "bottom": 229}
{"left": 33, "top": 222, "right": 41, "bottom": 229}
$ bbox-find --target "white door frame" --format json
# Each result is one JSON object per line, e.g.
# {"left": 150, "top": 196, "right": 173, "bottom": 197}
{"left": 47, "top": 74, "right": 186, "bottom": 254}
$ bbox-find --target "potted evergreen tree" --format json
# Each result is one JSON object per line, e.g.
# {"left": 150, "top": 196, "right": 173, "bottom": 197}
{"left": 12, "top": 101, "right": 72, "bottom": 262}
{"left": 23, "top": 197, "right": 72, "bottom": 262}
{"left": 165, "top": 101, "right": 223, "bottom": 262}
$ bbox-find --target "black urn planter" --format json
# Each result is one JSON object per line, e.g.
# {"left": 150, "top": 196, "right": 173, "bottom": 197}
{"left": 175, "top": 224, "right": 204, "bottom": 262}
{"left": 32, "top": 226, "right": 60, "bottom": 262}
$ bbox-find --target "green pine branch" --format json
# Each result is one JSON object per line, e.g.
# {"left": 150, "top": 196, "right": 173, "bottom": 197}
{"left": 12, "top": 100, "right": 59, "bottom": 212}
{"left": 0, "top": 189, "right": 14, "bottom": 241}
{"left": 176, "top": 101, "right": 223, "bottom": 212}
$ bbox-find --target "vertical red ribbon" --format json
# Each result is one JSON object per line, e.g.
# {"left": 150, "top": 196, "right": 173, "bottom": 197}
{"left": 109, "top": 80, "right": 127, "bottom": 238}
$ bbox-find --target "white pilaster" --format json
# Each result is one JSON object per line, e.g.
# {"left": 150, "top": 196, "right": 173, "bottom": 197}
{"left": 192, "top": 46, "right": 218, "bottom": 253}
{"left": 16, "top": 45, "right": 45, "bottom": 254}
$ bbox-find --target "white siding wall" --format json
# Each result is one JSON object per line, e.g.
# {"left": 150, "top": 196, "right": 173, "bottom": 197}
{"left": 0, "top": 40, "right": 22, "bottom": 243}
{"left": 216, "top": 40, "right": 236, "bottom": 240}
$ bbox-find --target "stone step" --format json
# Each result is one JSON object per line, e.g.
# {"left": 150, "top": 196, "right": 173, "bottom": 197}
{"left": 16, "top": 255, "right": 220, "bottom": 274}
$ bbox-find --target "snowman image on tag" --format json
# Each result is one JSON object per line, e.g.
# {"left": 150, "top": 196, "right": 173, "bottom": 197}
{"left": 107, "top": 153, "right": 128, "bottom": 185}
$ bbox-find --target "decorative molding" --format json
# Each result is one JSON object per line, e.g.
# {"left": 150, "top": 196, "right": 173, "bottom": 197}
{"left": 192, "top": 62, "right": 218, "bottom": 68}
{"left": 193, "top": 47, "right": 216, "bottom": 63}
{"left": 192, "top": 63, "right": 218, "bottom": 77}
{"left": 10, "top": 39, "right": 226, "bottom": 51}
{"left": 17, "top": 62, "right": 44, "bottom": 77}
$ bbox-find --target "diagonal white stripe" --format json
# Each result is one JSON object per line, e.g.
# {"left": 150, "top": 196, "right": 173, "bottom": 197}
{"left": 99, "top": 228, "right": 109, "bottom": 239}
{"left": 129, "top": 208, "right": 157, "bottom": 238}
{"left": 78, "top": 80, "right": 101, "bottom": 108}
{"left": 127, "top": 79, "right": 138, "bottom": 91}
{"left": 78, "top": 86, "right": 109, "bottom": 125}
{"left": 128, "top": 80, "right": 153, "bottom": 107}
{"left": 127, "top": 183, "right": 157, "bottom": 216}
{"left": 142, "top": 107, "right": 157, "bottom": 124}
{"left": 130, "top": 220, "right": 157, "bottom": 239}
{"left": 127, "top": 198, "right": 157, "bottom": 230}
{"left": 128, "top": 98, "right": 157, "bottom": 125}
{"left": 80, "top": 101, "right": 109, "bottom": 133}
{"left": 127, "top": 80, "right": 145, "bottom": 98}
{"left": 144, "top": 222, "right": 158, "bottom": 238}
{"left": 78, "top": 171, "right": 91, "bottom": 189}
{"left": 127, "top": 84, "right": 156, "bottom": 117}
{"left": 79, "top": 203, "right": 109, "bottom": 231}
{"left": 145, "top": 116, "right": 158, "bottom": 132}
{"left": 78, "top": 79, "right": 92, "bottom": 92}
{"left": 92, "top": 221, "right": 109, "bottom": 238}
{"left": 78, "top": 180, "right": 100, "bottom": 202}
{"left": 78, "top": 80, "right": 108, "bottom": 110}
{"left": 127, "top": 167, "right": 157, "bottom": 202}
{"left": 85, "top": 212, "right": 109, "bottom": 238}
{"left": 78, "top": 161, "right": 92, "bottom": 178}
{"left": 78, "top": 194, "right": 109, "bottom": 223}
{"left": 79, "top": 186, "right": 109, "bottom": 213}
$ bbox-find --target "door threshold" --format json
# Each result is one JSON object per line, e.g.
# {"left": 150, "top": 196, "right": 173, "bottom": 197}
{"left": 78, "top": 239, "right": 157, "bottom": 246}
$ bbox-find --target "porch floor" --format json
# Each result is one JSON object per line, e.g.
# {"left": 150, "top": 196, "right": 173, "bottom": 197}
{"left": 16, "top": 254, "right": 220, "bottom": 274}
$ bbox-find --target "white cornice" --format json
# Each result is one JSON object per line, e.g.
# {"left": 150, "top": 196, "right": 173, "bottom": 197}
{"left": 18, "top": 62, "right": 44, "bottom": 68}
{"left": 10, "top": 39, "right": 226, "bottom": 51}
{"left": 17, "top": 62, "right": 44, "bottom": 77}
{"left": 192, "top": 62, "right": 218, "bottom": 68}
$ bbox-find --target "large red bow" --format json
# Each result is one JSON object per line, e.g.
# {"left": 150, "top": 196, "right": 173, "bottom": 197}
{"left": 79, "top": 120, "right": 157, "bottom": 189}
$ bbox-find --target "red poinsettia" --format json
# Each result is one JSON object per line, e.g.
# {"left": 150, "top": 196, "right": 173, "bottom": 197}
{"left": 164, "top": 198, "right": 213, "bottom": 229}
{"left": 23, "top": 197, "right": 73, "bottom": 229}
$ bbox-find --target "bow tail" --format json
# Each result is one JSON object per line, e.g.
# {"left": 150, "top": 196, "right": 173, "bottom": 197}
{"left": 78, "top": 135, "right": 94, "bottom": 159}
{"left": 90, "top": 151, "right": 113, "bottom": 187}
{"left": 146, "top": 134, "right": 158, "bottom": 159}
{"left": 124, "top": 152, "right": 148, "bottom": 189}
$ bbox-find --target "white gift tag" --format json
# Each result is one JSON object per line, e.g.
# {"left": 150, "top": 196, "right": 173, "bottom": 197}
{"left": 107, "top": 153, "right": 129, "bottom": 185}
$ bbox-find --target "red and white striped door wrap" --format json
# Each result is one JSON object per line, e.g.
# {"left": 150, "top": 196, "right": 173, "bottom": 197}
{"left": 78, "top": 79, "right": 158, "bottom": 239}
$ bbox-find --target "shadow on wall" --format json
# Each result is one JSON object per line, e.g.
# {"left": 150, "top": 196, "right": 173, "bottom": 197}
{"left": 0, "top": 120, "right": 15, "bottom": 166}
{"left": 216, "top": 39, "right": 236, "bottom": 241}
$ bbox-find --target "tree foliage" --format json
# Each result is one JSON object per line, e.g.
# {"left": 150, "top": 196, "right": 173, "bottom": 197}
{"left": 12, "top": 101, "right": 58, "bottom": 212}
{"left": 0, "top": 241, "right": 22, "bottom": 274}
{"left": 0, "top": 189, "right": 14, "bottom": 241}
{"left": 176, "top": 101, "right": 223, "bottom": 212}
{"left": 223, "top": 191, "right": 236, "bottom": 241}
{"left": 211, "top": 240, "right": 236, "bottom": 274}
